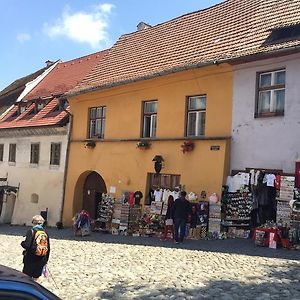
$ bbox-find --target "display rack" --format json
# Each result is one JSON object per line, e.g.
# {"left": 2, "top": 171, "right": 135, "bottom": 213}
{"left": 221, "top": 192, "right": 252, "bottom": 229}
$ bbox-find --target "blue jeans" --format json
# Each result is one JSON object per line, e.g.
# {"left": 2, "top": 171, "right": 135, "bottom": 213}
{"left": 174, "top": 218, "right": 186, "bottom": 242}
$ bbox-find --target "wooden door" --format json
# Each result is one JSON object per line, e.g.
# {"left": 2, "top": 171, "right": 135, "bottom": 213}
{"left": 82, "top": 172, "right": 107, "bottom": 219}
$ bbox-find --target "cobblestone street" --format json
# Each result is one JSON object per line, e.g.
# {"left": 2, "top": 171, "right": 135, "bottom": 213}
{"left": 0, "top": 225, "right": 299, "bottom": 300}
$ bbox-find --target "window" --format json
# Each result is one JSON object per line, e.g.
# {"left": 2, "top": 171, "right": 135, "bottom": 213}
{"left": 264, "top": 24, "right": 300, "bottom": 45}
{"left": 50, "top": 143, "right": 61, "bottom": 165}
{"left": 19, "top": 105, "right": 26, "bottom": 114}
{"left": 30, "top": 143, "right": 39, "bottom": 164}
{"left": 0, "top": 144, "right": 3, "bottom": 161}
{"left": 89, "top": 106, "right": 106, "bottom": 139}
{"left": 8, "top": 144, "right": 16, "bottom": 163}
{"left": 256, "top": 69, "right": 285, "bottom": 117}
{"left": 149, "top": 173, "right": 180, "bottom": 190}
{"left": 31, "top": 193, "right": 39, "bottom": 203}
{"left": 37, "top": 102, "right": 44, "bottom": 112}
{"left": 142, "top": 101, "right": 157, "bottom": 138}
{"left": 186, "top": 95, "right": 206, "bottom": 136}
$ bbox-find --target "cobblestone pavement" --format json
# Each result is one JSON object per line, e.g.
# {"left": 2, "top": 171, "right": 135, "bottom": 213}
{"left": 0, "top": 225, "right": 299, "bottom": 300}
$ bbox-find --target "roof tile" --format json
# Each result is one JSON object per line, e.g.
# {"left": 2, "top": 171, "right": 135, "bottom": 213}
{"left": 70, "top": 0, "right": 300, "bottom": 95}
{"left": 0, "top": 50, "right": 108, "bottom": 129}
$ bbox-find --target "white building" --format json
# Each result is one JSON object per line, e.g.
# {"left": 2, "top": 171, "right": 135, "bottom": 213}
{"left": 231, "top": 52, "right": 300, "bottom": 174}
{"left": 0, "top": 50, "right": 107, "bottom": 226}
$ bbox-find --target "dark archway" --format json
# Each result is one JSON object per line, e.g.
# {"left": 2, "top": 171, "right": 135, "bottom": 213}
{"left": 83, "top": 171, "right": 107, "bottom": 219}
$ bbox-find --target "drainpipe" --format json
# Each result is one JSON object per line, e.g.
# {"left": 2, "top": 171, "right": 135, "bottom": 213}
{"left": 59, "top": 106, "right": 73, "bottom": 225}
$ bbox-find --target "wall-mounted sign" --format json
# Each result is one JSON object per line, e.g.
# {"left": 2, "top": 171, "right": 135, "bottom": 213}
{"left": 210, "top": 145, "right": 220, "bottom": 151}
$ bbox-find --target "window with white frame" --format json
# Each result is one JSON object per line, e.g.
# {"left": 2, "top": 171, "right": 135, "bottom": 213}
{"left": 186, "top": 95, "right": 206, "bottom": 136}
{"left": 89, "top": 106, "right": 106, "bottom": 139}
{"left": 9, "top": 143, "right": 16, "bottom": 163}
{"left": 50, "top": 143, "right": 61, "bottom": 166}
{"left": 256, "top": 69, "right": 285, "bottom": 117}
{"left": 143, "top": 101, "right": 157, "bottom": 138}
{"left": 30, "top": 143, "right": 40, "bottom": 164}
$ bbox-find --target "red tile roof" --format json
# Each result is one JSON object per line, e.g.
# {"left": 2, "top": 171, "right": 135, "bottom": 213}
{"left": 0, "top": 98, "right": 68, "bottom": 129}
{"left": 70, "top": 0, "right": 300, "bottom": 95}
{"left": 0, "top": 50, "right": 108, "bottom": 129}
{"left": 24, "top": 50, "right": 108, "bottom": 100}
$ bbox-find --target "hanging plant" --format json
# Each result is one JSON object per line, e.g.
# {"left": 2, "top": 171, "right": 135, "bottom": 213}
{"left": 85, "top": 140, "right": 96, "bottom": 149}
{"left": 181, "top": 141, "right": 195, "bottom": 153}
{"left": 137, "top": 141, "right": 151, "bottom": 149}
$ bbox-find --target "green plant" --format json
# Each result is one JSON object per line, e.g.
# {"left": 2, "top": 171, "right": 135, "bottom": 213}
{"left": 137, "top": 141, "right": 151, "bottom": 149}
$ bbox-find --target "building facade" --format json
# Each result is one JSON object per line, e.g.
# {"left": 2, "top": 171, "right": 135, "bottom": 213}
{"left": 63, "top": 65, "right": 233, "bottom": 225}
{"left": 0, "top": 51, "right": 106, "bottom": 226}
{"left": 231, "top": 53, "right": 300, "bottom": 174}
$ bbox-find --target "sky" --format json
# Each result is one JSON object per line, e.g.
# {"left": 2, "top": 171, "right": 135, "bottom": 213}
{"left": 0, "top": 0, "right": 223, "bottom": 91}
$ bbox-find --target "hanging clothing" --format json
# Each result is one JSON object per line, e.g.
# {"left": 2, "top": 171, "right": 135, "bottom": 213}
{"left": 265, "top": 174, "right": 276, "bottom": 187}
{"left": 154, "top": 189, "right": 162, "bottom": 202}
{"left": 128, "top": 192, "right": 135, "bottom": 206}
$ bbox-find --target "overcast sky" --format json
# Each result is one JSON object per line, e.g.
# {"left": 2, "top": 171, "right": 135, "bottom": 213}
{"left": 0, "top": 0, "right": 222, "bottom": 91}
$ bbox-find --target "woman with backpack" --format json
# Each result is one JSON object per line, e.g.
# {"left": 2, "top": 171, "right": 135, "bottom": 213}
{"left": 21, "top": 215, "right": 50, "bottom": 281}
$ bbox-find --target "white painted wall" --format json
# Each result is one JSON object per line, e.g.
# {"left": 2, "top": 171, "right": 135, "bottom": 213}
{"left": 0, "top": 128, "right": 68, "bottom": 226}
{"left": 231, "top": 53, "right": 300, "bottom": 173}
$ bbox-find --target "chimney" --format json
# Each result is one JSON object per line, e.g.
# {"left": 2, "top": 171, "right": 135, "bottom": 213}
{"left": 45, "top": 60, "right": 55, "bottom": 67}
{"left": 137, "top": 22, "right": 151, "bottom": 31}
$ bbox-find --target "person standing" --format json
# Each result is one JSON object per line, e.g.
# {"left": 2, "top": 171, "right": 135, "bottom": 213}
{"left": 21, "top": 215, "right": 50, "bottom": 281}
{"left": 161, "top": 195, "right": 175, "bottom": 240}
{"left": 172, "top": 191, "right": 192, "bottom": 244}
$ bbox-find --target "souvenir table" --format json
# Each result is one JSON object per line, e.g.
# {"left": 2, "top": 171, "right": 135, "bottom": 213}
{"left": 253, "top": 227, "right": 281, "bottom": 247}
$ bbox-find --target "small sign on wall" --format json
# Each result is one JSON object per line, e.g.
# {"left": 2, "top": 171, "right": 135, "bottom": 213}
{"left": 210, "top": 145, "right": 220, "bottom": 151}
{"left": 109, "top": 186, "right": 116, "bottom": 194}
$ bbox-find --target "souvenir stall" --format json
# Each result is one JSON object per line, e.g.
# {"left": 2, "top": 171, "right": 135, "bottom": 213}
{"left": 224, "top": 168, "right": 300, "bottom": 249}
{"left": 223, "top": 170, "right": 279, "bottom": 239}
{"left": 92, "top": 194, "right": 115, "bottom": 232}
{"left": 221, "top": 187, "right": 252, "bottom": 239}
{"left": 289, "top": 188, "right": 300, "bottom": 248}
{"left": 137, "top": 189, "right": 212, "bottom": 239}
{"left": 110, "top": 203, "right": 142, "bottom": 236}
{"left": 188, "top": 200, "right": 209, "bottom": 240}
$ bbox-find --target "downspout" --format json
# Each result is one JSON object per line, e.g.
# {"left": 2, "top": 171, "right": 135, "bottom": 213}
{"left": 59, "top": 107, "right": 73, "bottom": 225}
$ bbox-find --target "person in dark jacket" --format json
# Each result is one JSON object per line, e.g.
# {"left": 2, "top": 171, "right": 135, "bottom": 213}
{"left": 21, "top": 215, "right": 50, "bottom": 281}
{"left": 172, "top": 191, "right": 192, "bottom": 244}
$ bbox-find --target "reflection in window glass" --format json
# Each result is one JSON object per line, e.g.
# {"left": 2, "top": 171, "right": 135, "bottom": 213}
{"left": 187, "top": 96, "right": 206, "bottom": 136}
{"left": 257, "top": 69, "right": 285, "bottom": 116}
{"left": 89, "top": 106, "right": 106, "bottom": 139}
{"left": 143, "top": 101, "right": 157, "bottom": 138}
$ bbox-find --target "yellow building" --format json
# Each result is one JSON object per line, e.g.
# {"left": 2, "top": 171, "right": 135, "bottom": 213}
{"left": 62, "top": 1, "right": 248, "bottom": 225}
{"left": 62, "top": 62, "right": 232, "bottom": 224}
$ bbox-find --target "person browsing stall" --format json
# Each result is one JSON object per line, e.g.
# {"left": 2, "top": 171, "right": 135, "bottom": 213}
{"left": 172, "top": 191, "right": 192, "bottom": 244}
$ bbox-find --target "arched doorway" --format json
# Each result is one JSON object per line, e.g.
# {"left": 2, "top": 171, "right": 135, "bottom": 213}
{"left": 82, "top": 171, "right": 107, "bottom": 219}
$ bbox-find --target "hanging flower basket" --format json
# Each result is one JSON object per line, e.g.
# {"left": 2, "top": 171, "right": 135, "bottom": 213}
{"left": 84, "top": 140, "right": 96, "bottom": 149}
{"left": 137, "top": 141, "right": 151, "bottom": 149}
{"left": 181, "top": 141, "right": 195, "bottom": 153}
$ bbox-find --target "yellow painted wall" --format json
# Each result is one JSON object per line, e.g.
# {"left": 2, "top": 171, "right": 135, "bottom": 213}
{"left": 63, "top": 64, "right": 232, "bottom": 225}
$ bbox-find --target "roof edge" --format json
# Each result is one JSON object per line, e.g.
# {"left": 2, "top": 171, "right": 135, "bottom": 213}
{"left": 68, "top": 45, "right": 300, "bottom": 98}
{"left": 67, "top": 59, "right": 226, "bottom": 98}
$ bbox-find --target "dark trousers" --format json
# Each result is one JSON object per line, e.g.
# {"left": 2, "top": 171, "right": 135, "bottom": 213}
{"left": 174, "top": 218, "right": 186, "bottom": 242}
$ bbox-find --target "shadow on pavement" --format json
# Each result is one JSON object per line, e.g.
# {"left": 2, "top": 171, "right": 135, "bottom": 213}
{"left": 1, "top": 224, "right": 299, "bottom": 261}
{"left": 96, "top": 263, "right": 300, "bottom": 299}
